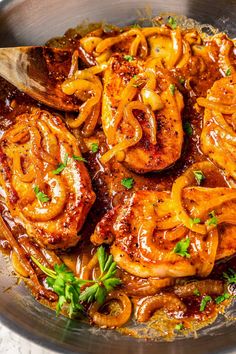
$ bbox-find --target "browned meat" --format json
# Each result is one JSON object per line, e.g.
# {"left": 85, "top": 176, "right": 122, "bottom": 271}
{"left": 0, "top": 109, "right": 95, "bottom": 249}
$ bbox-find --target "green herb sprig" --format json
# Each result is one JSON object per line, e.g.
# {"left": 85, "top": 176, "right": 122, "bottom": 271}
{"left": 79, "top": 246, "right": 121, "bottom": 304}
{"left": 167, "top": 16, "right": 177, "bottom": 29}
{"left": 73, "top": 155, "right": 87, "bottom": 163}
{"left": 215, "top": 293, "right": 231, "bottom": 304}
{"left": 193, "top": 170, "right": 205, "bottom": 185}
{"left": 31, "top": 246, "right": 121, "bottom": 317}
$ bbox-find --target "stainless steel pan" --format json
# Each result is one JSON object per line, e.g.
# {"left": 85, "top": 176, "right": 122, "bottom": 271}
{"left": 0, "top": 0, "right": 236, "bottom": 353}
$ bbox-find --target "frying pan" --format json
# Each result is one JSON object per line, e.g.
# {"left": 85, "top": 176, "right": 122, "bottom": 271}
{"left": 0, "top": 0, "right": 236, "bottom": 353}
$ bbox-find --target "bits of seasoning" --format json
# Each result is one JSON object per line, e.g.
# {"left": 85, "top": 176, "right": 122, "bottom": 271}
{"left": 167, "top": 16, "right": 177, "bottom": 29}
{"left": 193, "top": 170, "right": 205, "bottom": 185}
{"left": 183, "top": 121, "right": 193, "bottom": 136}
{"left": 123, "top": 55, "right": 134, "bottom": 62}
{"left": 121, "top": 177, "right": 134, "bottom": 189}
{"left": 173, "top": 238, "right": 191, "bottom": 258}
{"left": 34, "top": 186, "right": 50, "bottom": 203}
{"left": 73, "top": 155, "right": 87, "bottom": 163}
{"left": 207, "top": 210, "right": 218, "bottom": 226}
{"left": 91, "top": 143, "right": 99, "bottom": 153}
{"left": 53, "top": 153, "right": 68, "bottom": 175}
{"left": 169, "top": 83, "right": 175, "bottom": 95}
{"left": 200, "top": 295, "right": 212, "bottom": 311}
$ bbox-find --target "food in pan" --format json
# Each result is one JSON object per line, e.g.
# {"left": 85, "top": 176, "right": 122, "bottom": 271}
{"left": 0, "top": 15, "right": 235, "bottom": 339}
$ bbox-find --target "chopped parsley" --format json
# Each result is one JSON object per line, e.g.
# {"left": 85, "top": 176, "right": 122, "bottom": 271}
{"left": 124, "top": 55, "right": 134, "bottom": 62}
{"left": 131, "top": 23, "right": 141, "bottom": 28}
{"left": 193, "top": 288, "right": 201, "bottom": 296}
{"left": 167, "top": 16, "right": 177, "bottom": 29}
{"left": 175, "top": 323, "right": 184, "bottom": 331}
{"left": 200, "top": 295, "right": 212, "bottom": 311}
{"left": 215, "top": 293, "right": 231, "bottom": 304}
{"left": 169, "top": 83, "right": 176, "bottom": 95}
{"left": 73, "top": 155, "right": 87, "bottom": 163}
{"left": 173, "top": 238, "right": 190, "bottom": 258}
{"left": 223, "top": 268, "right": 236, "bottom": 284}
{"left": 183, "top": 121, "right": 193, "bottom": 136}
{"left": 34, "top": 186, "right": 50, "bottom": 203}
{"left": 121, "top": 177, "right": 134, "bottom": 189}
{"left": 179, "top": 77, "right": 185, "bottom": 84}
{"left": 225, "top": 68, "right": 231, "bottom": 76}
{"left": 53, "top": 153, "right": 68, "bottom": 175}
{"left": 207, "top": 210, "right": 218, "bottom": 226}
{"left": 193, "top": 170, "right": 205, "bottom": 185}
{"left": 91, "top": 143, "right": 99, "bottom": 153}
{"left": 190, "top": 218, "right": 201, "bottom": 227}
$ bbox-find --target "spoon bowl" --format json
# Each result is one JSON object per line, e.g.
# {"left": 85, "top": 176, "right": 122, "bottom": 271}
{"left": 0, "top": 46, "right": 81, "bottom": 111}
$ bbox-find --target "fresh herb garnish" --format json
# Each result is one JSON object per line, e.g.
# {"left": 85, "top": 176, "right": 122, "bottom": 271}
{"left": 31, "top": 257, "right": 84, "bottom": 317}
{"left": 200, "top": 295, "right": 212, "bottom": 311}
{"left": 193, "top": 170, "right": 205, "bottom": 185}
{"left": 207, "top": 210, "right": 218, "bottom": 226}
{"left": 121, "top": 177, "right": 134, "bottom": 189}
{"left": 131, "top": 23, "right": 141, "bottom": 28}
{"left": 175, "top": 323, "right": 184, "bottom": 330}
{"left": 79, "top": 246, "right": 121, "bottom": 304}
{"left": 124, "top": 55, "right": 134, "bottom": 62}
{"left": 169, "top": 83, "right": 175, "bottom": 95}
{"left": 173, "top": 238, "right": 191, "bottom": 258}
{"left": 91, "top": 143, "right": 99, "bottom": 153}
{"left": 34, "top": 186, "right": 50, "bottom": 203}
{"left": 167, "top": 16, "right": 177, "bottom": 29}
{"left": 184, "top": 121, "right": 193, "bottom": 136}
{"left": 73, "top": 155, "right": 87, "bottom": 163}
{"left": 193, "top": 288, "right": 201, "bottom": 296}
{"left": 179, "top": 77, "right": 185, "bottom": 84}
{"left": 223, "top": 268, "right": 236, "bottom": 284}
{"left": 190, "top": 218, "right": 201, "bottom": 227}
{"left": 225, "top": 68, "right": 231, "bottom": 76}
{"left": 31, "top": 246, "right": 121, "bottom": 317}
{"left": 53, "top": 153, "right": 68, "bottom": 175}
{"left": 215, "top": 293, "right": 231, "bottom": 304}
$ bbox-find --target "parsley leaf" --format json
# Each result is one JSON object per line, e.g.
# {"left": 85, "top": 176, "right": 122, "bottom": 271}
{"left": 225, "top": 68, "right": 231, "bottom": 76}
{"left": 215, "top": 293, "right": 231, "bottom": 304}
{"left": 184, "top": 121, "right": 193, "bottom": 136}
{"left": 124, "top": 55, "right": 134, "bottom": 62}
{"left": 193, "top": 170, "right": 205, "bottom": 185}
{"left": 53, "top": 153, "right": 68, "bottom": 175}
{"left": 193, "top": 288, "right": 201, "bottom": 296}
{"left": 223, "top": 268, "right": 236, "bottom": 284}
{"left": 34, "top": 186, "right": 50, "bottom": 203}
{"left": 200, "top": 295, "right": 212, "bottom": 311}
{"left": 173, "top": 238, "right": 191, "bottom": 258}
{"left": 207, "top": 210, "right": 218, "bottom": 226}
{"left": 31, "top": 247, "right": 121, "bottom": 317}
{"left": 179, "top": 77, "right": 185, "bottom": 84}
{"left": 169, "top": 84, "right": 175, "bottom": 95}
{"left": 79, "top": 246, "right": 121, "bottom": 305}
{"left": 175, "top": 323, "right": 184, "bottom": 330}
{"left": 73, "top": 155, "right": 87, "bottom": 163}
{"left": 131, "top": 24, "right": 141, "bottom": 28}
{"left": 121, "top": 177, "right": 134, "bottom": 189}
{"left": 91, "top": 143, "right": 99, "bottom": 153}
{"left": 167, "top": 16, "right": 177, "bottom": 29}
{"left": 190, "top": 218, "right": 201, "bottom": 227}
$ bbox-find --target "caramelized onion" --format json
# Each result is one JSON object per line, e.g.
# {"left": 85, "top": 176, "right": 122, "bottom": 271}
{"left": 174, "top": 279, "right": 224, "bottom": 297}
{"left": 89, "top": 290, "right": 132, "bottom": 328}
{"left": 136, "top": 293, "right": 186, "bottom": 322}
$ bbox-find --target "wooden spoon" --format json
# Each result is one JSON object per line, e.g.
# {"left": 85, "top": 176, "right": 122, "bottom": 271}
{"left": 0, "top": 46, "right": 81, "bottom": 111}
